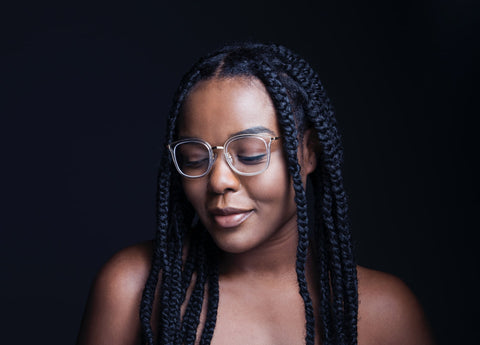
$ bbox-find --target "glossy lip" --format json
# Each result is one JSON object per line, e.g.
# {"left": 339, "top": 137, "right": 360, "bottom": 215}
{"left": 208, "top": 207, "right": 254, "bottom": 228}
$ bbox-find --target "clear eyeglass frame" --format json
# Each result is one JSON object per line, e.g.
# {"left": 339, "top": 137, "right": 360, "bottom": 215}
{"left": 167, "top": 133, "right": 280, "bottom": 178}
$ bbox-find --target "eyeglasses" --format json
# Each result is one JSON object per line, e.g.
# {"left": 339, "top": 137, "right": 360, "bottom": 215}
{"left": 167, "top": 134, "right": 280, "bottom": 178}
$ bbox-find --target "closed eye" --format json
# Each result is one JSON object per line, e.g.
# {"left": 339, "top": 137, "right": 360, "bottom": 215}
{"left": 237, "top": 153, "right": 267, "bottom": 165}
{"left": 183, "top": 158, "right": 209, "bottom": 168}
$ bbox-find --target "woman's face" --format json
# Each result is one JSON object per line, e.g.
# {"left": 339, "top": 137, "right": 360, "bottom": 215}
{"left": 179, "top": 77, "right": 314, "bottom": 254}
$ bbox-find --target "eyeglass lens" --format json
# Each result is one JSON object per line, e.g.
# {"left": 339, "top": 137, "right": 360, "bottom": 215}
{"left": 174, "top": 136, "right": 269, "bottom": 177}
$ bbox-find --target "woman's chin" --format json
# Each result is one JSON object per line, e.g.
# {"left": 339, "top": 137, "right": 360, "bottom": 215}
{"left": 208, "top": 231, "right": 258, "bottom": 255}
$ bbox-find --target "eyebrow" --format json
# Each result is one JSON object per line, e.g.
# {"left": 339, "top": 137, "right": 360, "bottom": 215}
{"left": 178, "top": 126, "right": 276, "bottom": 140}
{"left": 232, "top": 126, "right": 276, "bottom": 136}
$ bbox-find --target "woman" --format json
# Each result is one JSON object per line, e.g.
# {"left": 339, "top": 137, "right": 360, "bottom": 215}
{"left": 77, "top": 42, "right": 434, "bottom": 345}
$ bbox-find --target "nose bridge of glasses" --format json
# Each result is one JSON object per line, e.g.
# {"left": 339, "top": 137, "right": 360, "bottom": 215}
{"left": 211, "top": 145, "right": 233, "bottom": 165}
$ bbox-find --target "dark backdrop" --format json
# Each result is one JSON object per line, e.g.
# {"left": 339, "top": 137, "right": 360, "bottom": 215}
{"left": 1, "top": 1, "right": 478, "bottom": 344}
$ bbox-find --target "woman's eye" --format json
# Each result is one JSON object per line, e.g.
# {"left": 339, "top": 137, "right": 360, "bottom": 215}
{"left": 237, "top": 154, "right": 267, "bottom": 165}
{"left": 184, "top": 158, "right": 209, "bottom": 168}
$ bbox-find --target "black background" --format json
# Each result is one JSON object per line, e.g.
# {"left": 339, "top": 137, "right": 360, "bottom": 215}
{"left": 1, "top": 1, "right": 478, "bottom": 344}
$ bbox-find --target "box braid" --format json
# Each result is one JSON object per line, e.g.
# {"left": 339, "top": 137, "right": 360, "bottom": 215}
{"left": 270, "top": 45, "right": 358, "bottom": 345}
{"left": 139, "top": 42, "right": 358, "bottom": 345}
{"left": 252, "top": 60, "right": 316, "bottom": 345}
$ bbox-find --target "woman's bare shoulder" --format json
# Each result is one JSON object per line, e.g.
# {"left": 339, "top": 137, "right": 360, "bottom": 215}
{"left": 356, "top": 265, "right": 435, "bottom": 345}
{"left": 77, "top": 241, "right": 154, "bottom": 345}
{"left": 95, "top": 240, "right": 154, "bottom": 291}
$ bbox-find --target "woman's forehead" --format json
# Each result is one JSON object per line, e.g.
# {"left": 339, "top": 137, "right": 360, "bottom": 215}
{"left": 178, "top": 77, "right": 280, "bottom": 140}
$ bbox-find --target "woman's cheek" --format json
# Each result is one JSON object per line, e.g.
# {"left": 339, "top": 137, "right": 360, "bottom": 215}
{"left": 182, "top": 180, "right": 206, "bottom": 213}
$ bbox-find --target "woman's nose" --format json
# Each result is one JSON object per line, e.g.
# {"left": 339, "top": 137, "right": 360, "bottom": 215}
{"left": 207, "top": 152, "right": 240, "bottom": 194}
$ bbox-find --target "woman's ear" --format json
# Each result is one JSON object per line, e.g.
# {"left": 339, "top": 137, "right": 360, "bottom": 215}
{"left": 302, "top": 129, "right": 318, "bottom": 175}
{"left": 299, "top": 129, "right": 318, "bottom": 187}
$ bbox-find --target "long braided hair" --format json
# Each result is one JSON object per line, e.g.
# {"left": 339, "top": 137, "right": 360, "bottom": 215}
{"left": 140, "top": 42, "right": 358, "bottom": 345}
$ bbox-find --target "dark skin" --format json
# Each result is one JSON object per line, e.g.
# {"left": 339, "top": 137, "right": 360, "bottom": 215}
{"left": 77, "top": 77, "right": 435, "bottom": 345}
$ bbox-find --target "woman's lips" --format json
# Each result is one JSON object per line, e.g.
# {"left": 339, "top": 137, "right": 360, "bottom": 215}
{"left": 209, "top": 208, "right": 253, "bottom": 228}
